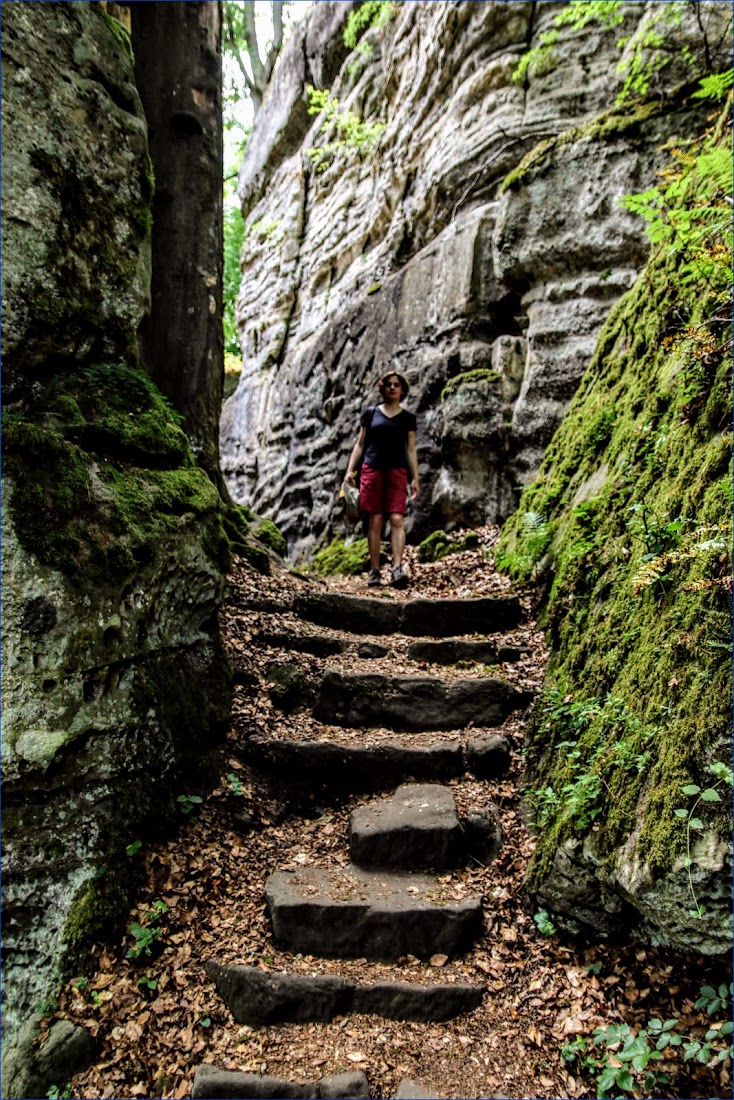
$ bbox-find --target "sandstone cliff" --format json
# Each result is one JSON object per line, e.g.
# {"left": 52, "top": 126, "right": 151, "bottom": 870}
{"left": 1, "top": 5, "right": 229, "bottom": 1091}
{"left": 220, "top": 0, "right": 730, "bottom": 561}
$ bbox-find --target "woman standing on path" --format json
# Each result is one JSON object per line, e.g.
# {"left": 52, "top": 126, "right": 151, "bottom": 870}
{"left": 345, "top": 371, "right": 420, "bottom": 588}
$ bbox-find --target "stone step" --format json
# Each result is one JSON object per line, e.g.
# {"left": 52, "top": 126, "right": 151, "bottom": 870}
{"left": 238, "top": 732, "right": 511, "bottom": 790}
{"left": 349, "top": 784, "right": 462, "bottom": 871}
{"left": 313, "top": 671, "right": 531, "bottom": 731}
{"left": 407, "top": 639, "right": 530, "bottom": 665}
{"left": 204, "top": 960, "right": 484, "bottom": 1025}
{"left": 265, "top": 865, "right": 483, "bottom": 960}
{"left": 294, "top": 593, "right": 522, "bottom": 637}
{"left": 191, "top": 1064, "right": 369, "bottom": 1099}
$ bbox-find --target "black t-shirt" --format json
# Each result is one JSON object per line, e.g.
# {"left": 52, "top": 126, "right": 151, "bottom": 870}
{"left": 361, "top": 405, "right": 417, "bottom": 471}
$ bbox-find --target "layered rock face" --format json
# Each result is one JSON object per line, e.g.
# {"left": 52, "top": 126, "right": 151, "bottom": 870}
{"left": 221, "top": 0, "right": 730, "bottom": 560}
{"left": 1, "top": 4, "right": 229, "bottom": 1089}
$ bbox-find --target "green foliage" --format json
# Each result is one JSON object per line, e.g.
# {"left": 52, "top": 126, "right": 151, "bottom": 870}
{"left": 527, "top": 692, "right": 657, "bottom": 854}
{"left": 137, "top": 973, "right": 158, "bottom": 993}
{"left": 125, "top": 840, "right": 143, "bottom": 858}
{"left": 306, "top": 86, "right": 386, "bottom": 172}
{"left": 312, "top": 537, "right": 370, "bottom": 576}
{"left": 177, "top": 793, "right": 203, "bottom": 817}
{"left": 417, "top": 530, "right": 480, "bottom": 563}
{"left": 227, "top": 772, "right": 245, "bottom": 797}
{"left": 512, "top": 1, "right": 723, "bottom": 108}
{"left": 47, "top": 1086, "right": 72, "bottom": 1100}
{"left": 498, "top": 112, "right": 732, "bottom": 883}
{"left": 561, "top": 988, "right": 734, "bottom": 1098}
{"left": 675, "top": 763, "right": 733, "bottom": 917}
{"left": 223, "top": 203, "right": 246, "bottom": 357}
{"left": 533, "top": 909, "right": 557, "bottom": 937}
{"left": 343, "top": 1, "right": 396, "bottom": 50}
{"left": 495, "top": 512, "right": 553, "bottom": 578}
{"left": 513, "top": 2, "right": 625, "bottom": 85}
{"left": 126, "top": 899, "right": 169, "bottom": 961}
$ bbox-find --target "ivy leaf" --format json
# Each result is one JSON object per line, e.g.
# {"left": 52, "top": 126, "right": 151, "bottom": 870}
{"left": 680, "top": 783, "right": 701, "bottom": 795}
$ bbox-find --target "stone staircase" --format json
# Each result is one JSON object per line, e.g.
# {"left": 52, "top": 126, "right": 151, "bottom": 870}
{"left": 192, "top": 589, "right": 533, "bottom": 1099}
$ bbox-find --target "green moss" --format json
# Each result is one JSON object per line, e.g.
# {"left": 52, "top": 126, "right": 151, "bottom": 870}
{"left": 254, "top": 517, "right": 287, "bottom": 558}
{"left": 312, "top": 537, "right": 370, "bottom": 576}
{"left": 498, "top": 123, "right": 732, "bottom": 884}
{"left": 418, "top": 529, "right": 480, "bottom": 562}
{"left": 64, "top": 865, "right": 134, "bottom": 955}
{"left": 501, "top": 83, "right": 695, "bottom": 192}
{"left": 3, "top": 364, "right": 231, "bottom": 586}
{"left": 441, "top": 368, "right": 501, "bottom": 401}
{"left": 97, "top": 7, "right": 134, "bottom": 64}
{"left": 236, "top": 538, "right": 271, "bottom": 575}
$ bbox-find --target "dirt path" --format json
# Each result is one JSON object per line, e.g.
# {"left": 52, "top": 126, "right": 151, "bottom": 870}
{"left": 60, "top": 531, "right": 731, "bottom": 1099}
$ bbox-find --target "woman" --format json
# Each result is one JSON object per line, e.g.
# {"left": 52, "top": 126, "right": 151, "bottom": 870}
{"left": 345, "top": 370, "right": 419, "bottom": 588}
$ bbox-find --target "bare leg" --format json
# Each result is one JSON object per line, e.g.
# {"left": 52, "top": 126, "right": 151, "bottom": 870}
{"left": 390, "top": 513, "right": 405, "bottom": 567}
{"left": 368, "top": 513, "right": 383, "bottom": 569}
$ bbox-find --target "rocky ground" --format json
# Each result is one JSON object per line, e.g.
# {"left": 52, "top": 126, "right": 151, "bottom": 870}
{"left": 56, "top": 530, "right": 731, "bottom": 1099}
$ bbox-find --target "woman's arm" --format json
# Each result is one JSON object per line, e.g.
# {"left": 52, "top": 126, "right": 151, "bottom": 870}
{"left": 345, "top": 426, "right": 367, "bottom": 480}
{"left": 406, "top": 430, "right": 419, "bottom": 499}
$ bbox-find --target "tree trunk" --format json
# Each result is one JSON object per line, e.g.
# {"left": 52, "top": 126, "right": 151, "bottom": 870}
{"left": 129, "top": 1, "right": 227, "bottom": 493}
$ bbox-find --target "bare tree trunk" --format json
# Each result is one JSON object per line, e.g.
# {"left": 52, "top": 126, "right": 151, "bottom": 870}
{"left": 129, "top": 1, "right": 227, "bottom": 494}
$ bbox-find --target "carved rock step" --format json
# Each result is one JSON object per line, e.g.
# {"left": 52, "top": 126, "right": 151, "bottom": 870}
{"left": 238, "top": 732, "right": 512, "bottom": 793}
{"left": 265, "top": 865, "right": 483, "bottom": 960}
{"left": 294, "top": 593, "right": 522, "bottom": 637}
{"left": 314, "top": 671, "right": 530, "bottom": 731}
{"left": 407, "top": 639, "right": 530, "bottom": 665}
{"left": 191, "top": 1064, "right": 369, "bottom": 1099}
{"left": 204, "top": 960, "right": 484, "bottom": 1025}
{"left": 349, "top": 784, "right": 462, "bottom": 871}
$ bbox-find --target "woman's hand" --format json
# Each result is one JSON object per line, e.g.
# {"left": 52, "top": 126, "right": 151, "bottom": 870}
{"left": 410, "top": 480, "right": 420, "bottom": 500}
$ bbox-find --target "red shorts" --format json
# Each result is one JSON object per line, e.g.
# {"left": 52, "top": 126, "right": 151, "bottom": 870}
{"left": 359, "top": 465, "right": 408, "bottom": 516}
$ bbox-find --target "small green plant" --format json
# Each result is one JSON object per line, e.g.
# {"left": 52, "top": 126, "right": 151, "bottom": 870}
{"left": 90, "top": 990, "right": 102, "bottom": 1007}
{"left": 198, "top": 1014, "right": 213, "bottom": 1028}
{"left": 126, "top": 899, "right": 169, "bottom": 961}
{"left": 138, "top": 973, "right": 158, "bottom": 993}
{"left": 306, "top": 86, "right": 386, "bottom": 172}
{"left": 533, "top": 908, "right": 557, "bottom": 936}
{"left": 73, "top": 976, "right": 89, "bottom": 992}
{"left": 562, "top": 991, "right": 734, "bottom": 1098}
{"left": 47, "top": 1086, "right": 72, "bottom": 1100}
{"left": 177, "top": 793, "right": 203, "bottom": 817}
{"left": 674, "top": 761, "right": 733, "bottom": 917}
{"left": 343, "top": 0, "right": 396, "bottom": 50}
{"left": 227, "top": 772, "right": 245, "bottom": 797}
{"left": 126, "top": 839, "right": 142, "bottom": 857}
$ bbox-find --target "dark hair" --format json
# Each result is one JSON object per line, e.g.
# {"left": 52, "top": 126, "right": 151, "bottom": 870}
{"left": 378, "top": 371, "right": 409, "bottom": 398}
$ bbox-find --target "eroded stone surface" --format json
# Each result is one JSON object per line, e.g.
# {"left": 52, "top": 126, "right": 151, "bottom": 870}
{"left": 314, "top": 671, "right": 527, "bottom": 731}
{"left": 240, "top": 737, "right": 464, "bottom": 791}
{"left": 265, "top": 865, "right": 483, "bottom": 960}
{"left": 204, "top": 961, "right": 484, "bottom": 1026}
{"left": 350, "top": 784, "right": 462, "bottom": 870}
{"left": 220, "top": 2, "right": 728, "bottom": 557}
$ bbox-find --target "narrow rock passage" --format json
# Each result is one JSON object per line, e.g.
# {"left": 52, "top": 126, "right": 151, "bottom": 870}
{"left": 59, "top": 530, "right": 729, "bottom": 1099}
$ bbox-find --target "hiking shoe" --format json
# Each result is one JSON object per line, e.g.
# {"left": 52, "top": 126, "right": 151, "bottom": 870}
{"left": 367, "top": 568, "right": 382, "bottom": 587}
{"left": 391, "top": 564, "right": 410, "bottom": 589}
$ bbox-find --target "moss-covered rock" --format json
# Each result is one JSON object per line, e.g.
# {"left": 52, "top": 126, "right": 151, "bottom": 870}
{"left": 418, "top": 530, "right": 480, "bottom": 563}
{"left": 2, "top": 363, "right": 230, "bottom": 588}
{"left": 312, "top": 537, "right": 370, "bottom": 576}
{"left": 497, "top": 114, "right": 732, "bottom": 953}
{"left": 254, "top": 516, "right": 287, "bottom": 558}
